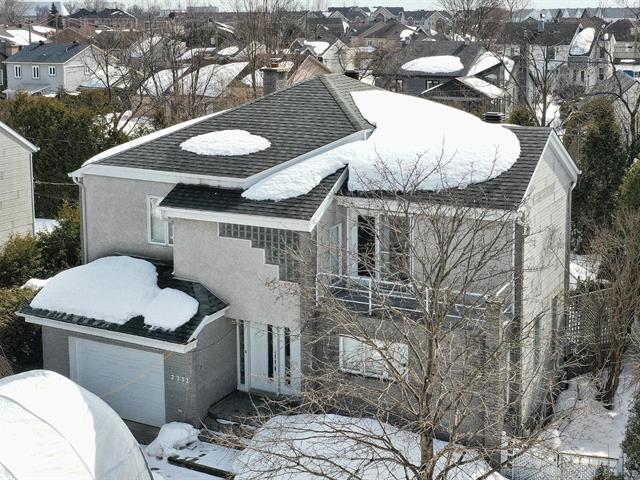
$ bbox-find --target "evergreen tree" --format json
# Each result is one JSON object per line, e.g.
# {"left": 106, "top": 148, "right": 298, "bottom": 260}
{"left": 623, "top": 395, "right": 640, "bottom": 476}
{"left": 565, "top": 98, "right": 627, "bottom": 251}
{"left": 618, "top": 159, "right": 640, "bottom": 211}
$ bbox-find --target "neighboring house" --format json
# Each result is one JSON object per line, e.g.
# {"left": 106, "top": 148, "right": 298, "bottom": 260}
{"left": 376, "top": 40, "right": 515, "bottom": 113}
{"left": 0, "top": 122, "right": 38, "bottom": 246}
{"left": 19, "top": 74, "right": 578, "bottom": 443}
{"left": 66, "top": 8, "right": 138, "bottom": 29}
{"left": 4, "top": 42, "right": 97, "bottom": 97}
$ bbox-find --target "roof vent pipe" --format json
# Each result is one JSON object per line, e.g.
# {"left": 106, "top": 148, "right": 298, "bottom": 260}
{"left": 483, "top": 111, "right": 504, "bottom": 124}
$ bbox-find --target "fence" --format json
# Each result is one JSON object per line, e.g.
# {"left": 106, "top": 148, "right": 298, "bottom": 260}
{"left": 501, "top": 450, "right": 623, "bottom": 480}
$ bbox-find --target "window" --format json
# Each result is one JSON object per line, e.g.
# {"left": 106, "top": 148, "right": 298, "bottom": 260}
{"left": 599, "top": 67, "right": 605, "bottom": 80}
{"left": 147, "top": 196, "right": 173, "bottom": 245}
{"left": 13, "top": 65, "right": 21, "bottom": 78}
{"left": 32, "top": 65, "right": 39, "bottom": 79}
{"left": 48, "top": 66, "right": 56, "bottom": 76}
{"left": 339, "top": 335, "right": 408, "bottom": 379}
{"left": 425, "top": 79, "right": 440, "bottom": 90}
{"left": 580, "top": 70, "right": 585, "bottom": 82}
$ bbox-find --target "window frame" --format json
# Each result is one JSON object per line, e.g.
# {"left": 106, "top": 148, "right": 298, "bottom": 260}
{"left": 32, "top": 65, "right": 39, "bottom": 79}
{"left": 48, "top": 65, "right": 56, "bottom": 76}
{"left": 146, "top": 195, "right": 174, "bottom": 246}
{"left": 338, "top": 335, "right": 408, "bottom": 380}
{"left": 14, "top": 65, "right": 21, "bottom": 79}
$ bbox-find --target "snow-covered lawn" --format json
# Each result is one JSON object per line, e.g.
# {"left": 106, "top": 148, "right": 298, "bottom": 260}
{"left": 546, "top": 362, "right": 638, "bottom": 458}
{"left": 145, "top": 417, "right": 506, "bottom": 480}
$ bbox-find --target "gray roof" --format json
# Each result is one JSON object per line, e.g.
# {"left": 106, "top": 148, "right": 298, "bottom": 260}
{"left": 6, "top": 42, "right": 88, "bottom": 63}
{"left": 344, "top": 126, "right": 553, "bottom": 211}
{"left": 95, "top": 74, "right": 374, "bottom": 179}
{"left": 20, "top": 260, "right": 227, "bottom": 344}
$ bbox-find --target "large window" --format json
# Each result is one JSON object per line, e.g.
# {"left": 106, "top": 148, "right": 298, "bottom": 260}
{"left": 339, "top": 335, "right": 408, "bottom": 379}
{"left": 14, "top": 65, "right": 21, "bottom": 78}
{"left": 147, "top": 196, "right": 173, "bottom": 246}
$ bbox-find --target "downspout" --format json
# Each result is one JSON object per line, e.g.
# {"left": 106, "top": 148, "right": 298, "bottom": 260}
{"left": 72, "top": 175, "right": 89, "bottom": 264}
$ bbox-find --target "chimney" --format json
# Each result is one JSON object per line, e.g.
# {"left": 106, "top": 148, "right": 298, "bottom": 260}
{"left": 344, "top": 70, "right": 359, "bottom": 80}
{"left": 483, "top": 111, "right": 504, "bottom": 124}
{"left": 261, "top": 63, "right": 287, "bottom": 96}
{"left": 537, "top": 14, "right": 545, "bottom": 33}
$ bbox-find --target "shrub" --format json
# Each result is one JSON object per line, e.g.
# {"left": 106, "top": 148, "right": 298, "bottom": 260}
{"left": 0, "top": 288, "right": 40, "bottom": 370}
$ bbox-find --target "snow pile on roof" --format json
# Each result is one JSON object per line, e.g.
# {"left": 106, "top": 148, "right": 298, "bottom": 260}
{"left": 146, "top": 422, "right": 200, "bottom": 458}
{"left": 570, "top": 27, "right": 595, "bottom": 55}
{"left": 178, "top": 62, "right": 248, "bottom": 97}
{"left": 543, "top": 361, "right": 637, "bottom": 457}
{"left": 457, "top": 76, "right": 505, "bottom": 99}
{"left": 243, "top": 90, "right": 520, "bottom": 200}
{"left": 234, "top": 414, "right": 506, "bottom": 480}
{"left": 181, "top": 129, "right": 271, "bottom": 156}
{"left": 218, "top": 45, "right": 240, "bottom": 56}
{"left": 402, "top": 55, "right": 464, "bottom": 73}
{"left": 30, "top": 256, "right": 198, "bottom": 330}
{"left": 0, "top": 370, "right": 151, "bottom": 480}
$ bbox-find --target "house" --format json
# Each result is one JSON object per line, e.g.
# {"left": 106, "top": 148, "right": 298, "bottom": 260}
{"left": 4, "top": 41, "right": 98, "bottom": 97}
{"left": 19, "top": 73, "right": 578, "bottom": 444}
{"left": 0, "top": 121, "right": 38, "bottom": 246}
{"left": 375, "top": 40, "right": 515, "bottom": 113}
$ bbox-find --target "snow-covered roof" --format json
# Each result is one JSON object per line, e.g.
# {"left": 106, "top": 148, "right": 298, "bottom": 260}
{"left": 0, "top": 370, "right": 151, "bottom": 480}
{"left": 570, "top": 27, "right": 595, "bottom": 55}
{"left": 30, "top": 256, "right": 198, "bottom": 331}
{"left": 401, "top": 55, "right": 464, "bottom": 74}
{"left": 243, "top": 89, "right": 520, "bottom": 201}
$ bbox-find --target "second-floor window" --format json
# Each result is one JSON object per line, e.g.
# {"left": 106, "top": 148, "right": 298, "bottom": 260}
{"left": 14, "top": 65, "right": 21, "bottom": 78}
{"left": 147, "top": 196, "right": 174, "bottom": 246}
{"left": 48, "top": 66, "right": 56, "bottom": 76}
{"left": 32, "top": 65, "right": 39, "bottom": 79}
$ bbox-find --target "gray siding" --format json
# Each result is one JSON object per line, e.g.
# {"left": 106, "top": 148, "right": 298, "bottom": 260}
{"left": 0, "top": 128, "right": 33, "bottom": 246}
{"left": 83, "top": 175, "right": 174, "bottom": 263}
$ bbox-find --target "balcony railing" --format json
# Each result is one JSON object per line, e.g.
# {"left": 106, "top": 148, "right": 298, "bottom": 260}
{"left": 316, "top": 273, "right": 514, "bottom": 321}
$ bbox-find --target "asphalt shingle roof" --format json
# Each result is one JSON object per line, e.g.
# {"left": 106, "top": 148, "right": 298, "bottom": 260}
{"left": 95, "top": 74, "right": 374, "bottom": 179}
{"left": 20, "top": 261, "right": 227, "bottom": 345}
{"left": 160, "top": 170, "right": 345, "bottom": 221}
{"left": 6, "top": 42, "right": 88, "bottom": 63}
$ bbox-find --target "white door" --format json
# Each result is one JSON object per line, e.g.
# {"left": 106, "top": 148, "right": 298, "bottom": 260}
{"left": 246, "top": 322, "right": 300, "bottom": 395}
{"left": 69, "top": 338, "right": 166, "bottom": 427}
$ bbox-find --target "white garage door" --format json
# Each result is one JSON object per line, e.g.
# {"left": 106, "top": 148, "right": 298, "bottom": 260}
{"left": 69, "top": 338, "right": 166, "bottom": 427}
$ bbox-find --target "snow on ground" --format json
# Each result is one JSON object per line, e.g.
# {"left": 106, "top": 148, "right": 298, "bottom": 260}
{"left": 401, "top": 55, "right": 464, "bottom": 74}
{"left": 243, "top": 89, "right": 520, "bottom": 201}
{"left": 21, "top": 278, "right": 50, "bottom": 290}
{"left": 570, "top": 254, "right": 600, "bottom": 289}
{"left": 30, "top": 256, "right": 198, "bottom": 330}
{"left": 570, "top": 27, "right": 595, "bottom": 56}
{"left": 234, "top": 414, "right": 506, "bottom": 480}
{"left": 545, "top": 361, "right": 637, "bottom": 458}
{"left": 34, "top": 218, "right": 59, "bottom": 234}
{"left": 181, "top": 129, "right": 271, "bottom": 156}
{"left": 0, "top": 370, "right": 150, "bottom": 480}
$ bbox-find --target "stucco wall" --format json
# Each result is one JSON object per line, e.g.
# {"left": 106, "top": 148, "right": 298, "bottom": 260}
{"left": 82, "top": 174, "right": 174, "bottom": 263}
{"left": 0, "top": 129, "right": 33, "bottom": 246}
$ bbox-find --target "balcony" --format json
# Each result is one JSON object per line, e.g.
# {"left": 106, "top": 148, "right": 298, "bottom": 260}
{"left": 316, "top": 273, "right": 514, "bottom": 322}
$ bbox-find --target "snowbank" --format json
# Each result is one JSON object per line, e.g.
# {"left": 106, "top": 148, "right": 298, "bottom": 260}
{"left": 243, "top": 89, "right": 520, "bottom": 200}
{"left": 234, "top": 414, "right": 506, "bottom": 480}
{"left": 180, "top": 129, "right": 271, "bottom": 156}
{"left": 30, "top": 256, "right": 198, "bottom": 331}
{"left": 401, "top": 55, "right": 464, "bottom": 74}
{"left": 0, "top": 370, "right": 151, "bottom": 480}
{"left": 546, "top": 362, "right": 637, "bottom": 457}
{"left": 570, "top": 27, "right": 595, "bottom": 55}
{"left": 146, "top": 422, "right": 200, "bottom": 458}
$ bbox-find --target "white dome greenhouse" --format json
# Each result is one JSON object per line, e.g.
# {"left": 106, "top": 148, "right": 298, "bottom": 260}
{"left": 0, "top": 370, "right": 151, "bottom": 480}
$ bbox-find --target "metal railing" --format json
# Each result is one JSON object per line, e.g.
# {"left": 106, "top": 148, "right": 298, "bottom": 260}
{"left": 316, "top": 273, "right": 513, "bottom": 320}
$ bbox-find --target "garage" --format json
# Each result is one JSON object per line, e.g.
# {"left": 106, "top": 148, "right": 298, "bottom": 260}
{"left": 69, "top": 337, "right": 166, "bottom": 427}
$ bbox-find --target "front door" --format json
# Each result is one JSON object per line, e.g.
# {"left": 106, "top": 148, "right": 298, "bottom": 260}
{"left": 244, "top": 321, "right": 300, "bottom": 395}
